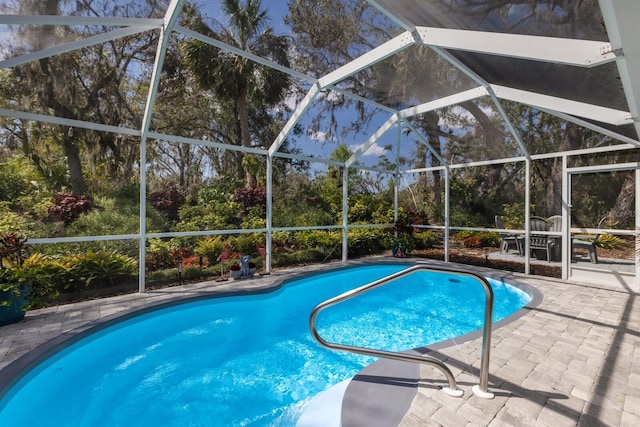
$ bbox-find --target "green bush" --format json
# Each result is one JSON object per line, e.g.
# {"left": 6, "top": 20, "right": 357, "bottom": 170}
{"left": 0, "top": 202, "right": 33, "bottom": 235}
{"left": 271, "top": 249, "right": 325, "bottom": 267}
{"left": 147, "top": 265, "right": 217, "bottom": 284}
{"left": 182, "top": 265, "right": 204, "bottom": 281}
{"left": 477, "top": 231, "right": 501, "bottom": 247}
{"left": 411, "top": 231, "right": 438, "bottom": 249}
{"left": 0, "top": 161, "right": 29, "bottom": 203}
{"left": 448, "top": 210, "right": 483, "bottom": 228}
{"left": 347, "top": 227, "right": 386, "bottom": 256}
{"left": 294, "top": 229, "right": 341, "bottom": 250}
{"left": 456, "top": 230, "right": 475, "bottom": 241}
{"left": 500, "top": 202, "right": 533, "bottom": 229}
{"left": 147, "top": 269, "right": 175, "bottom": 282}
{"left": 272, "top": 231, "right": 295, "bottom": 250}
{"left": 65, "top": 209, "right": 140, "bottom": 257}
{"left": 22, "top": 253, "right": 65, "bottom": 306}
{"left": 176, "top": 198, "right": 240, "bottom": 231}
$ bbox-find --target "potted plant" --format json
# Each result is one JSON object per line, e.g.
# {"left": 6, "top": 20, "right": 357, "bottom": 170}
{"left": 0, "top": 232, "right": 32, "bottom": 326}
{"left": 229, "top": 264, "right": 242, "bottom": 280}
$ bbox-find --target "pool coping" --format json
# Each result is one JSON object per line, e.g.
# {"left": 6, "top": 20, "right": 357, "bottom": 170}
{"left": 0, "top": 258, "right": 543, "bottom": 425}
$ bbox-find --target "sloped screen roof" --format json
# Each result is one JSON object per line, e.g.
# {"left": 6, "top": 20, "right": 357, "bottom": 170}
{"left": 367, "top": 0, "right": 640, "bottom": 152}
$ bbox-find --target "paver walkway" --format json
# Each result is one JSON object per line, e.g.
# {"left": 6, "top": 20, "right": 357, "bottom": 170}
{"left": 397, "top": 270, "right": 640, "bottom": 427}
{"left": 1, "top": 259, "right": 639, "bottom": 426}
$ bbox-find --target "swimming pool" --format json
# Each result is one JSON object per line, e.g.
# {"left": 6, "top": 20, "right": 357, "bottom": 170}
{"left": 0, "top": 263, "right": 531, "bottom": 426}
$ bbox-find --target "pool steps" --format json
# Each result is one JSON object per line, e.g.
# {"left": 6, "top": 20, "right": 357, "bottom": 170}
{"left": 295, "top": 379, "right": 348, "bottom": 427}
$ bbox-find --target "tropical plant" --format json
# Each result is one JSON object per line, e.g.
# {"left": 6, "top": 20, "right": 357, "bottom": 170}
{"left": 346, "top": 227, "right": 386, "bottom": 256}
{"left": 68, "top": 251, "right": 137, "bottom": 288}
{"left": 194, "top": 236, "right": 226, "bottom": 263}
{"left": 25, "top": 250, "right": 137, "bottom": 294}
{"left": 597, "top": 234, "right": 625, "bottom": 250}
{"left": 45, "top": 193, "right": 93, "bottom": 225}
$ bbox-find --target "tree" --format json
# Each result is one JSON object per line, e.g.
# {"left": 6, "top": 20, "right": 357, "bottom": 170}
{"left": 0, "top": 0, "right": 162, "bottom": 196}
{"left": 181, "top": 0, "right": 292, "bottom": 187}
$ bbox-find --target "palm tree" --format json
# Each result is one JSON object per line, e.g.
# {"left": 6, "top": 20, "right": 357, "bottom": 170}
{"left": 181, "top": 0, "right": 292, "bottom": 187}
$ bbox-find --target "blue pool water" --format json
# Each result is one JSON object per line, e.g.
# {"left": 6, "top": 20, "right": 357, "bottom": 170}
{"left": 0, "top": 264, "right": 530, "bottom": 426}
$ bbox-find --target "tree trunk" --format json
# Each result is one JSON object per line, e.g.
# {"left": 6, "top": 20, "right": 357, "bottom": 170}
{"left": 609, "top": 176, "right": 634, "bottom": 228}
{"left": 61, "top": 133, "right": 88, "bottom": 196}
{"left": 237, "top": 86, "right": 257, "bottom": 187}
{"left": 459, "top": 101, "right": 507, "bottom": 207}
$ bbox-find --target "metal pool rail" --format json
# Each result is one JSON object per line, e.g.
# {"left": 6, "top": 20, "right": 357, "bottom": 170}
{"left": 309, "top": 264, "right": 495, "bottom": 399}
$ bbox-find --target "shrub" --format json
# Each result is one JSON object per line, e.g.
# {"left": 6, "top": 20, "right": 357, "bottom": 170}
{"left": 0, "top": 204, "right": 33, "bottom": 235}
{"left": 226, "top": 234, "right": 260, "bottom": 255}
{"left": 462, "top": 236, "right": 482, "bottom": 248}
{"left": 476, "top": 231, "right": 501, "bottom": 247}
{"left": 176, "top": 202, "right": 239, "bottom": 231}
{"left": 233, "top": 186, "right": 266, "bottom": 214}
{"left": 347, "top": 227, "right": 386, "bottom": 256}
{"left": 182, "top": 265, "right": 204, "bottom": 281}
{"left": 271, "top": 249, "right": 324, "bottom": 267}
{"left": 295, "top": 229, "right": 341, "bottom": 250}
{"left": 149, "top": 187, "right": 185, "bottom": 221}
{"left": 272, "top": 231, "right": 294, "bottom": 251}
{"left": 411, "top": 231, "right": 438, "bottom": 249}
{"left": 170, "top": 247, "right": 193, "bottom": 264}
{"left": 46, "top": 193, "right": 92, "bottom": 225}
{"left": 21, "top": 253, "right": 64, "bottom": 306}
{"left": 0, "top": 162, "right": 29, "bottom": 203}
{"left": 500, "top": 202, "right": 533, "bottom": 229}
{"left": 20, "top": 251, "right": 135, "bottom": 297}
{"left": 456, "top": 230, "right": 499, "bottom": 247}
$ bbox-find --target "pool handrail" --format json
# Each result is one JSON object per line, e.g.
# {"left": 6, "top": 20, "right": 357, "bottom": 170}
{"left": 309, "top": 264, "right": 495, "bottom": 399}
